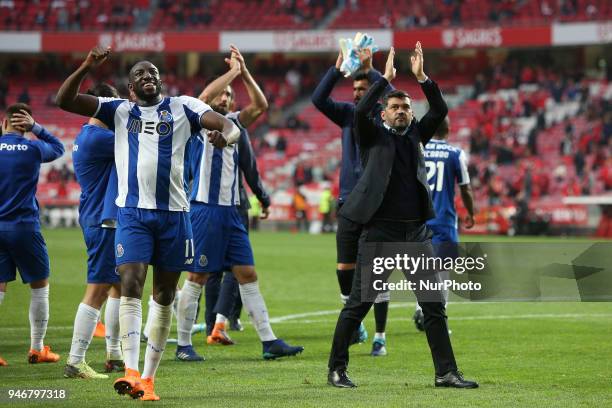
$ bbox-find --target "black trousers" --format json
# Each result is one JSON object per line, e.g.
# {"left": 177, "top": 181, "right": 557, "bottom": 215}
{"left": 328, "top": 220, "right": 458, "bottom": 376}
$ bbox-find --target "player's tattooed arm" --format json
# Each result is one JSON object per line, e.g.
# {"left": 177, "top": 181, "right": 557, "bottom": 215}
{"left": 233, "top": 45, "right": 269, "bottom": 128}
{"left": 198, "top": 49, "right": 241, "bottom": 103}
{"left": 201, "top": 110, "right": 240, "bottom": 148}
{"left": 56, "top": 46, "right": 110, "bottom": 117}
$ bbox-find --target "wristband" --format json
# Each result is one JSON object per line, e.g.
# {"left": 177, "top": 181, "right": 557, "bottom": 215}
{"left": 31, "top": 122, "right": 43, "bottom": 136}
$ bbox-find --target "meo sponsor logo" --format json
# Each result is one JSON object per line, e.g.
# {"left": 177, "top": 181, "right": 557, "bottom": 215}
{"left": 0, "top": 143, "right": 28, "bottom": 151}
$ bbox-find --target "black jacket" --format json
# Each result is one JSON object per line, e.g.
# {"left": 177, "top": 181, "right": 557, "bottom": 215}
{"left": 311, "top": 67, "right": 392, "bottom": 202}
{"left": 338, "top": 76, "right": 448, "bottom": 225}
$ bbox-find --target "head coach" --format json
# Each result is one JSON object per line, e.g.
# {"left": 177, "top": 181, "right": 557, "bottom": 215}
{"left": 326, "top": 42, "right": 478, "bottom": 390}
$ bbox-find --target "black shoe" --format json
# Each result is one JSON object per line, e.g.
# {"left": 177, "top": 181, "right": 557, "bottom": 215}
{"left": 104, "top": 359, "right": 125, "bottom": 373}
{"left": 229, "top": 318, "right": 244, "bottom": 332}
{"left": 435, "top": 370, "right": 479, "bottom": 388}
{"left": 328, "top": 369, "right": 357, "bottom": 388}
{"left": 413, "top": 309, "right": 425, "bottom": 332}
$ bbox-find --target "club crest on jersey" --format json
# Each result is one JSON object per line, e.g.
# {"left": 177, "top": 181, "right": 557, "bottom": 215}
{"left": 155, "top": 110, "right": 173, "bottom": 137}
{"left": 159, "top": 110, "right": 173, "bottom": 122}
{"left": 199, "top": 255, "right": 208, "bottom": 267}
{"left": 116, "top": 244, "right": 124, "bottom": 258}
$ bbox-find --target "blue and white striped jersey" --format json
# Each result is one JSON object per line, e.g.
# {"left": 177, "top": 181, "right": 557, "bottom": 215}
{"left": 94, "top": 95, "right": 211, "bottom": 212}
{"left": 424, "top": 139, "right": 470, "bottom": 227}
{"left": 190, "top": 111, "right": 243, "bottom": 206}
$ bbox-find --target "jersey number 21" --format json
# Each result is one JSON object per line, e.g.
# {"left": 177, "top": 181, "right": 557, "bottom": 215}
{"left": 426, "top": 161, "right": 444, "bottom": 192}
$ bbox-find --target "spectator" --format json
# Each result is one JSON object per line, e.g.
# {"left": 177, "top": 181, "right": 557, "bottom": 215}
{"left": 248, "top": 195, "right": 262, "bottom": 231}
{"left": 276, "top": 135, "right": 287, "bottom": 156}
{"left": 17, "top": 87, "right": 30, "bottom": 105}
{"left": 47, "top": 167, "right": 61, "bottom": 183}
{"left": 292, "top": 189, "right": 309, "bottom": 232}
{"left": 60, "top": 164, "right": 75, "bottom": 182}
{"left": 560, "top": 133, "right": 573, "bottom": 156}
{"left": 600, "top": 157, "right": 612, "bottom": 190}
{"left": 319, "top": 185, "right": 334, "bottom": 233}
{"left": 541, "top": 0, "right": 553, "bottom": 17}
{"left": 35, "top": 9, "right": 45, "bottom": 27}
{"left": 57, "top": 7, "right": 69, "bottom": 30}
{"left": 285, "top": 68, "right": 301, "bottom": 94}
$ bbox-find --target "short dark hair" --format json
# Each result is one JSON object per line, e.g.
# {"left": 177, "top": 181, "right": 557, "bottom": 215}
{"left": 6, "top": 103, "right": 32, "bottom": 118}
{"left": 353, "top": 73, "right": 370, "bottom": 82}
{"left": 383, "top": 90, "right": 410, "bottom": 107}
{"left": 434, "top": 117, "right": 450, "bottom": 138}
{"left": 86, "top": 83, "right": 119, "bottom": 98}
{"left": 128, "top": 60, "right": 156, "bottom": 80}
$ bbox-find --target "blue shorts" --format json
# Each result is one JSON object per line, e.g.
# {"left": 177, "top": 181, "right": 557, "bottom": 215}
{"left": 115, "top": 207, "right": 194, "bottom": 272}
{"left": 427, "top": 224, "right": 459, "bottom": 259}
{"left": 82, "top": 225, "right": 120, "bottom": 284}
{"left": 427, "top": 224, "right": 459, "bottom": 244}
{"left": 0, "top": 230, "right": 50, "bottom": 284}
{"left": 189, "top": 203, "right": 254, "bottom": 273}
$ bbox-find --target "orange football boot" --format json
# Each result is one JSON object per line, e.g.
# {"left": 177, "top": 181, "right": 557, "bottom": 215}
{"left": 0, "top": 356, "right": 7, "bottom": 366}
{"left": 113, "top": 368, "right": 144, "bottom": 399}
{"left": 94, "top": 321, "right": 106, "bottom": 338}
{"left": 28, "top": 346, "right": 60, "bottom": 363}
{"left": 206, "top": 322, "right": 235, "bottom": 345}
{"left": 141, "top": 377, "right": 160, "bottom": 401}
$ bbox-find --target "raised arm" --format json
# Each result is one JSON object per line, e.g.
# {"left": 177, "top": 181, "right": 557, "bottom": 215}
{"left": 354, "top": 48, "right": 396, "bottom": 148}
{"left": 311, "top": 53, "right": 351, "bottom": 126}
{"left": 11, "top": 110, "right": 64, "bottom": 162}
{"left": 56, "top": 46, "right": 110, "bottom": 117}
{"left": 198, "top": 51, "right": 241, "bottom": 103}
{"left": 411, "top": 42, "right": 448, "bottom": 145}
{"left": 360, "top": 48, "right": 395, "bottom": 95}
{"left": 237, "top": 131, "right": 271, "bottom": 214}
{"left": 230, "top": 46, "right": 269, "bottom": 128}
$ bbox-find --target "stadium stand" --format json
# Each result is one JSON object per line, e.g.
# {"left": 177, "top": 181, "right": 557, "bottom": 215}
{"left": 1, "top": 1, "right": 611, "bottom": 31}
{"left": 1, "top": 52, "right": 609, "bottom": 233}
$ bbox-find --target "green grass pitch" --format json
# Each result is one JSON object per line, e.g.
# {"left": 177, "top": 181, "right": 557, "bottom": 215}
{"left": 0, "top": 229, "right": 611, "bottom": 407}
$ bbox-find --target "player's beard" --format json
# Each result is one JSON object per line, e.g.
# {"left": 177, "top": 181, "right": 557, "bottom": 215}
{"left": 212, "top": 105, "right": 229, "bottom": 115}
{"left": 134, "top": 82, "right": 162, "bottom": 104}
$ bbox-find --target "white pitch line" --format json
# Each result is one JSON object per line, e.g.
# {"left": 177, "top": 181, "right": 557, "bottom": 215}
{"left": 2, "top": 309, "right": 611, "bottom": 331}
{"left": 269, "top": 313, "right": 612, "bottom": 324}
{"left": 270, "top": 301, "right": 497, "bottom": 323}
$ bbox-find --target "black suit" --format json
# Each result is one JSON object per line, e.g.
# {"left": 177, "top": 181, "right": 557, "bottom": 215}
{"left": 328, "top": 76, "right": 458, "bottom": 377}
{"left": 338, "top": 76, "right": 443, "bottom": 225}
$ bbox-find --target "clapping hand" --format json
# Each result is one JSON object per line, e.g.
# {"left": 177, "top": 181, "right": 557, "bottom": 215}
{"left": 383, "top": 47, "right": 396, "bottom": 82}
{"left": 410, "top": 41, "right": 427, "bottom": 81}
